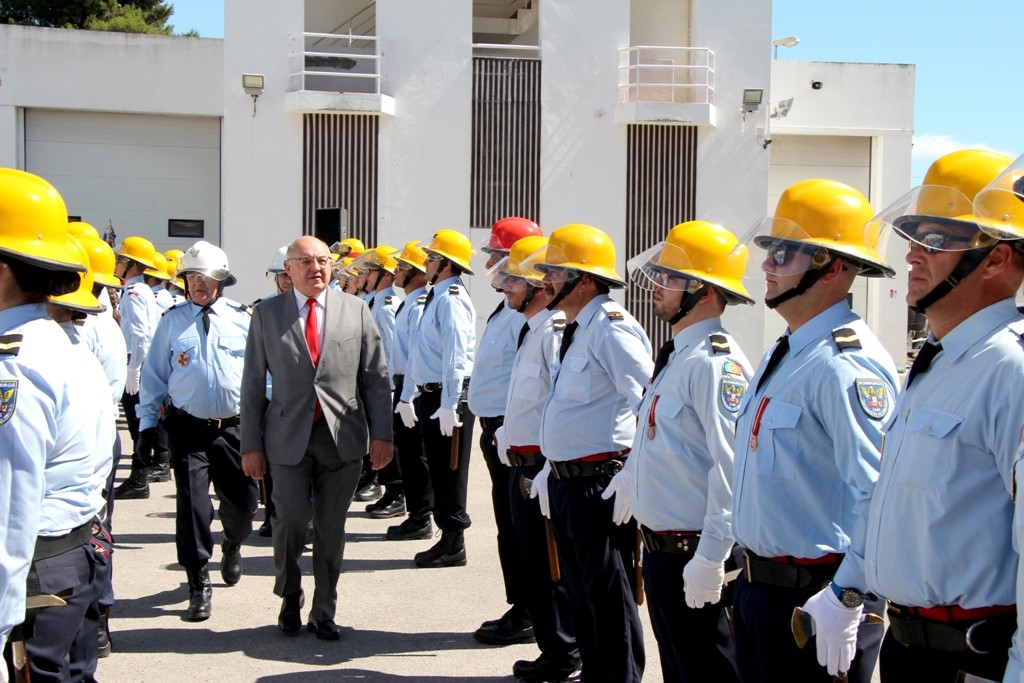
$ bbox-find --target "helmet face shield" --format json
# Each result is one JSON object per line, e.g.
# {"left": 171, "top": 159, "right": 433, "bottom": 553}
{"left": 627, "top": 243, "right": 702, "bottom": 292}
{"left": 975, "top": 155, "right": 1024, "bottom": 241}
{"left": 744, "top": 217, "right": 834, "bottom": 276}
{"left": 871, "top": 185, "right": 991, "bottom": 253}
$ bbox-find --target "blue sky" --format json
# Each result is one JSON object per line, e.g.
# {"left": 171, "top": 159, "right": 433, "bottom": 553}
{"left": 169, "top": 0, "right": 1023, "bottom": 185}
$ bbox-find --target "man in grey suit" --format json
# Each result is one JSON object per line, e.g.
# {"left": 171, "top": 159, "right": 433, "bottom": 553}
{"left": 240, "top": 235, "right": 393, "bottom": 640}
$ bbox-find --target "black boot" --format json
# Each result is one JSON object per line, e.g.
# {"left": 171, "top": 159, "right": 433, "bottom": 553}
{"left": 97, "top": 608, "right": 112, "bottom": 658}
{"left": 114, "top": 467, "right": 150, "bottom": 500}
{"left": 367, "top": 491, "right": 406, "bottom": 519}
{"left": 220, "top": 541, "right": 242, "bottom": 586}
{"left": 184, "top": 568, "right": 212, "bottom": 621}
{"left": 414, "top": 530, "right": 467, "bottom": 568}
{"left": 147, "top": 450, "right": 171, "bottom": 483}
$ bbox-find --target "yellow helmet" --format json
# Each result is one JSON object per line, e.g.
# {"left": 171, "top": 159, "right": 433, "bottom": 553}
{"left": 489, "top": 235, "right": 549, "bottom": 290}
{"left": 76, "top": 235, "right": 122, "bottom": 289}
{"left": 116, "top": 235, "right": 158, "bottom": 271}
{"left": 394, "top": 241, "right": 429, "bottom": 273}
{"left": 870, "top": 149, "right": 1012, "bottom": 253}
{"left": 67, "top": 221, "right": 100, "bottom": 241}
{"left": 628, "top": 221, "right": 753, "bottom": 305}
{"left": 164, "top": 248, "right": 185, "bottom": 289}
{"left": 974, "top": 151, "right": 1024, "bottom": 241}
{"left": 333, "top": 238, "right": 365, "bottom": 258}
{"left": 425, "top": 229, "right": 474, "bottom": 274}
{"left": 0, "top": 168, "right": 84, "bottom": 273}
{"left": 49, "top": 237, "right": 104, "bottom": 314}
{"left": 145, "top": 252, "right": 171, "bottom": 281}
{"left": 530, "top": 224, "right": 625, "bottom": 288}
{"left": 352, "top": 245, "right": 398, "bottom": 274}
{"left": 749, "top": 179, "right": 894, "bottom": 278}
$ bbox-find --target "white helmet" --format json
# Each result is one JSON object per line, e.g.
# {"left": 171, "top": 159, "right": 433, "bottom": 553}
{"left": 178, "top": 240, "right": 236, "bottom": 286}
{"left": 266, "top": 245, "right": 289, "bottom": 276}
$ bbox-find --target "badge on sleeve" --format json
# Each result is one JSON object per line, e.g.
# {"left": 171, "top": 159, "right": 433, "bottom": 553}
{"left": 855, "top": 378, "right": 888, "bottom": 419}
{"left": 720, "top": 377, "right": 746, "bottom": 413}
{"left": 0, "top": 380, "right": 18, "bottom": 425}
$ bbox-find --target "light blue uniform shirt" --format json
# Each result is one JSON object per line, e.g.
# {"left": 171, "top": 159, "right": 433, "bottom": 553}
{"left": 732, "top": 301, "right": 898, "bottom": 592}
{"left": 119, "top": 275, "right": 159, "bottom": 369}
{"left": 391, "top": 286, "right": 427, "bottom": 379}
{"left": 370, "top": 286, "right": 401, "bottom": 372}
{"left": 80, "top": 314, "right": 128, "bottom": 406}
{"left": 504, "top": 309, "right": 564, "bottom": 448}
{"left": 540, "top": 295, "right": 653, "bottom": 461}
{"left": 630, "top": 318, "right": 751, "bottom": 564}
{"left": 153, "top": 284, "right": 175, "bottom": 312}
{"left": 469, "top": 301, "right": 524, "bottom": 418}
{"left": 1010, "top": 463, "right": 1024, "bottom": 682}
{"left": 866, "top": 299, "right": 1024, "bottom": 610}
{"left": 138, "top": 297, "right": 251, "bottom": 430}
{"left": 404, "top": 276, "right": 476, "bottom": 410}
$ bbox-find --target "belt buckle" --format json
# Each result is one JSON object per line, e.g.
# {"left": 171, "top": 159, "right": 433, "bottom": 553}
{"left": 743, "top": 551, "right": 753, "bottom": 581}
{"left": 965, "top": 620, "right": 989, "bottom": 655}
{"left": 606, "top": 459, "right": 624, "bottom": 476}
{"left": 210, "top": 417, "right": 222, "bottom": 428}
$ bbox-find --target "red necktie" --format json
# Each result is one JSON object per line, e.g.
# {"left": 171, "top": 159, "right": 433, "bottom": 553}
{"left": 305, "top": 298, "right": 322, "bottom": 421}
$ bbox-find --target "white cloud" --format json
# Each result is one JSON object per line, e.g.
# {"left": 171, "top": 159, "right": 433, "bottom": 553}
{"left": 910, "top": 134, "right": 1016, "bottom": 182}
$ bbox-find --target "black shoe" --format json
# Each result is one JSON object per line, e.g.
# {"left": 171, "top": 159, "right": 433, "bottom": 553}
{"left": 474, "top": 612, "right": 535, "bottom": 646}
{"left": 278, "top": 590, "right": 304, "bottom": 635}
{"left": 97, "top": 609, "right": 111, "bottom": 658}
{"left": 146, "top": 464, "right": 171, "bottom": 483}
{"left": 220, "top": 541, "right": 242, "bottom": 586}
{"left": 354, "top": 482, "right": 382, "bottom": 502}
{"left": 368, "top": 493, "right": 406, "bottom": 519}
{"left": 114, "top": 468, "right": 150, "bottom": 500}
{"left": 513, "top": 654, "right": 582, "bottom": 682}
{"left": 184, "top": 568, "right": 212, "bottom": 622}
{"left": 414, "top": 530, "right": 467, "bottom": 568}
{"left": 257, "top": 518, "right": 272, "bottom": 538}
{"left": 365, "top": 489, "right": 399, "bottom": 513}
{"left": 386, "top": 516, "right": 432, "bottom": 541}
{"left": 307, "top": 618, "right": 341, "bottom": 641}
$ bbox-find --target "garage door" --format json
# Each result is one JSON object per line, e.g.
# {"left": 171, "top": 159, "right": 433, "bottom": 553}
{"left": 24, "top": 109, "right": 221, "bottom": 254}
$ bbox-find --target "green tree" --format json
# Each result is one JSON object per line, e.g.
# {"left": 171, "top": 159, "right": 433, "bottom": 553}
{"left": 0, "top": 1, "right": 185, "bottom": 35}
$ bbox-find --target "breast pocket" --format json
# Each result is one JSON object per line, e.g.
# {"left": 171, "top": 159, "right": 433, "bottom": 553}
{"left": 897, "top": 407, "right": 963, "bottom": 491}
{"left": 170, "top": 338, "right": 199, "bottom": 368}
{"left": 756, "top": 399, "right": 802, "bottom": 480}
{"left": 217, "top": 335, "right": 246, "bottom": 358}
{"left": 556, "top": 356, "right": 590, "bottom": 403}
{"left": 513, "top": 360, "right": 544, "bottom": 402}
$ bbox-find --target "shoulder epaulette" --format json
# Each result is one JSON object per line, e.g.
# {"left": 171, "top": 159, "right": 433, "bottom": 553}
{"left": 832, "top": 327, "right": 862, "bottom": 351}
{"left": 162, "top": 300, "right": 191, "bottom": 316}
{"left": 251, "top": 298, "right": 263, "bottom": 307}
{"left": 708, "top": 333, "right": 731, "bottom": 354}
{"left": 553, "top": 319, "right": 567, "bottom": 331}
{"left": 607, "top": 311, "right": 624, "bottom": 321}
{"left": 0, "top": 333, "right": 22, "bottom": 357}
{"left": 417, "top": 295, "right": 428, "bottom": 305}
{"left": 448, "top": 285, "right": 460, "bottom": 295}
{"left": 227, "top": 300, "right": 253, "bottom": 315}
{"left": 384, "top": 296, "right": 394, "bottom": 305}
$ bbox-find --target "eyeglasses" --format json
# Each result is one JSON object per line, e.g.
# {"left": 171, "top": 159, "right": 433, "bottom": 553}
{"left": 769, "top": 243, "right": 831, "bottom": 269}
{"left": 426, "top": 252, "right": 444, "bottom": 262}
{"left": 287, "top": 256, "right": 332, "bottom": 268}
{"left": 651, "top": 271, "right": 704, "bottom": 293}
{"left": 908, "top": 228, "right": 975, "bottom": 254}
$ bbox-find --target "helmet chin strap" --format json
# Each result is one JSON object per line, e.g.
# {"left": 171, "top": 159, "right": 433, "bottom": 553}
{"left": 428, "top": 258, "right": 450, "bottom": 286}
{"left": 764, "top": 256, "right": 837, "bottom": 310}
{"left": 545, "top": 273, "right": 582, "bottom": 311}
{"left": 667, "top": 285, "right": 707, "bottom": 325}
{"left": 910, "top": 247, "right": 992, "bottom": 313}
{"left": 515, "top": 284, "right": 540, "bottom": 313}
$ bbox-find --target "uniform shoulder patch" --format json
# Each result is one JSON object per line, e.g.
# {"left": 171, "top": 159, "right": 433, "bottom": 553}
{"left": 854, "top": 378, "right": 889, "bottom": 419}
{"left": 448, "top": 285, "right": 460, "bottom": 295}
{"left": 417, "top": 295, "right": 428, "bottom": 305}
{"left": 722, "top": 359, "right": 744, "bottom": 377}
{"left": 251, "top": 297, "right": 264, "bottom": 307}
{"left": 162, "top": 301, "right": 189, "bottom": 316}
{"left": 709, "top": 333, "right": 731, "bottom": 355}
{"left": 832, "top": 327, "right": 862, "bottom": 351}
{"left": 384, "top": 296, "right": 394, "bottom": 305}
{"left": 607, "top": 311, "right": 624, "bottom": 321}
{"left": 0, "top": 379, "right": 17, "bottom": 425}
{"left": 228, "top": 301, "right": 253, "bottom": 315}
{"left": 720, "top": 376, "right": 746, "bottom": 413}
{"left": 0, "top": 334, "right": 23, "bottom": 357}
{"left": 553, "top": 319, "right": 567, "bottom": 330}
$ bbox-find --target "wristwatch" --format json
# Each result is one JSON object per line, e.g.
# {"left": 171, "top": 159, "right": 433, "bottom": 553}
{"left": 831, "top": 582, "right": 865, "bottom": 608}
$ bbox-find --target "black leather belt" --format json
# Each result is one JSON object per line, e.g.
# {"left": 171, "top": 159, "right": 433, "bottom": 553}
{"left": 742, "top": 550, "right": 840, "bottom": 591}
{"left": 640, "top": 525, "right": 700, "bottom": 556}
{"left": 480, "top": 416, "right": 504, "bottom": 430}
{"left": 393, "top": 374, "right": 405, "bottom": 385}
{"left": 887, "top": 604, "right": 1017, "bottom": 654}
{"left": 418, "top": 378, "right": 470, "bottom": 394}
{"left": 172, "top": 406, "right": 240, "bottom": 429}
{"left": 549, "top": 457, "right": 625, "bottom": 480}
{"left": 33, "top": 520, "right": 93, "bottom": 561}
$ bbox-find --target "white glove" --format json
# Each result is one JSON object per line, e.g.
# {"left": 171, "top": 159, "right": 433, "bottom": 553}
{"left": 801, "top": 585, "right": 863, "bottom": 676}
{"left": 530, "top": 460, "right": 551, "bottom": 518}
{"left": 494, "top": 426, "right": 510, "bottom": 466}
{"left": 395, "top": 401, "right": 418, "bottom": 429}
{"left": 125, "top": 366, "right": 141, "bottom": 395}
{"left": 430, "top": 407, "right": 462, "bottom": 437}
{"left": 600, "top": 467, "right": 633, "bottom": 525}
{"left": 682, "top": 553, "right": 725, "bottom": 609}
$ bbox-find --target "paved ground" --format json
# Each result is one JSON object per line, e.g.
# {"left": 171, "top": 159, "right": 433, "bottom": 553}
{"left": 96, "top": 425, "right": 664, "bottom": 682}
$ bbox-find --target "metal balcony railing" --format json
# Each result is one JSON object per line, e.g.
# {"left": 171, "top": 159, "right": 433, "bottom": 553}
{"left": 617, "top": 46, "right": 715, "bottom": 106}
{"left": 288, "top": 32, "right": 383, "bottom": 96}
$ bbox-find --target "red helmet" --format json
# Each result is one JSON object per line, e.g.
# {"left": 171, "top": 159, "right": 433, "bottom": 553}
{"left": 483, "top": 216, "right": 542, "bottom": 253}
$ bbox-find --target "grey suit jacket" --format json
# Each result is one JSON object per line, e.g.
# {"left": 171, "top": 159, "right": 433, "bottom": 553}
{"left": 240, "top": 288, "right": 392, "bottom": 466}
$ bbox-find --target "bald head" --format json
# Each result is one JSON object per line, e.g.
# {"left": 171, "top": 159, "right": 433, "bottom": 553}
{"left": 284, "top": 236, "right": 332, "bottom": 297}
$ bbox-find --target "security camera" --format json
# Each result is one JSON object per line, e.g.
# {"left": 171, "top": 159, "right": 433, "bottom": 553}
{"left": 811, "top": 81, "right": 823, "bottom": 90}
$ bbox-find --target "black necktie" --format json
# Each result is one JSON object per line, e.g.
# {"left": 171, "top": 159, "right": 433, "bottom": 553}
{"left": 558, "top": 321, "right": 579, "bottom": 362}
{"left": 395, "top": 299, "right": 406, "bottom": 316}
{"left": 487, "top": 300, "right": 504, "bottom": 323}
{"left": 201, "top": 306, "right": 211, "bottom": 335}
{"left": 516, "top": 322, "right": 530, "bottom": 350}
{"left": 755, "top": 335, "right": 789, "bottom": 393}
{"left": 651, "top": 339, "right": 675, "bottom": 381}
{"left": 423, "top": 287, "right": 435, "bottom": 310}
{"left": 906, "top": 341, "right": 942, "bottom": 387}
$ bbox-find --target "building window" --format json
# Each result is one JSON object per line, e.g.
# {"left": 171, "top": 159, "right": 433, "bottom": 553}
{"left": 168, "top": 219, "right": 204, "bottom": 238}
{"left": 471, "top": 56, "right": 541, "bottom": 229}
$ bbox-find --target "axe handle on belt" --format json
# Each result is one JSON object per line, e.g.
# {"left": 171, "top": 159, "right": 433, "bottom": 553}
{"left": 544, "top": 518, "right": 561, "bottom": 582}
{"left": 634, "top": 526, "right": 645, "bottom": 606}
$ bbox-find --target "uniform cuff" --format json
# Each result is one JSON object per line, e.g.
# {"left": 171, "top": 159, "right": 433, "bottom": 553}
{"left": 694, "top": 536, "right": 733, "bottom": 565}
